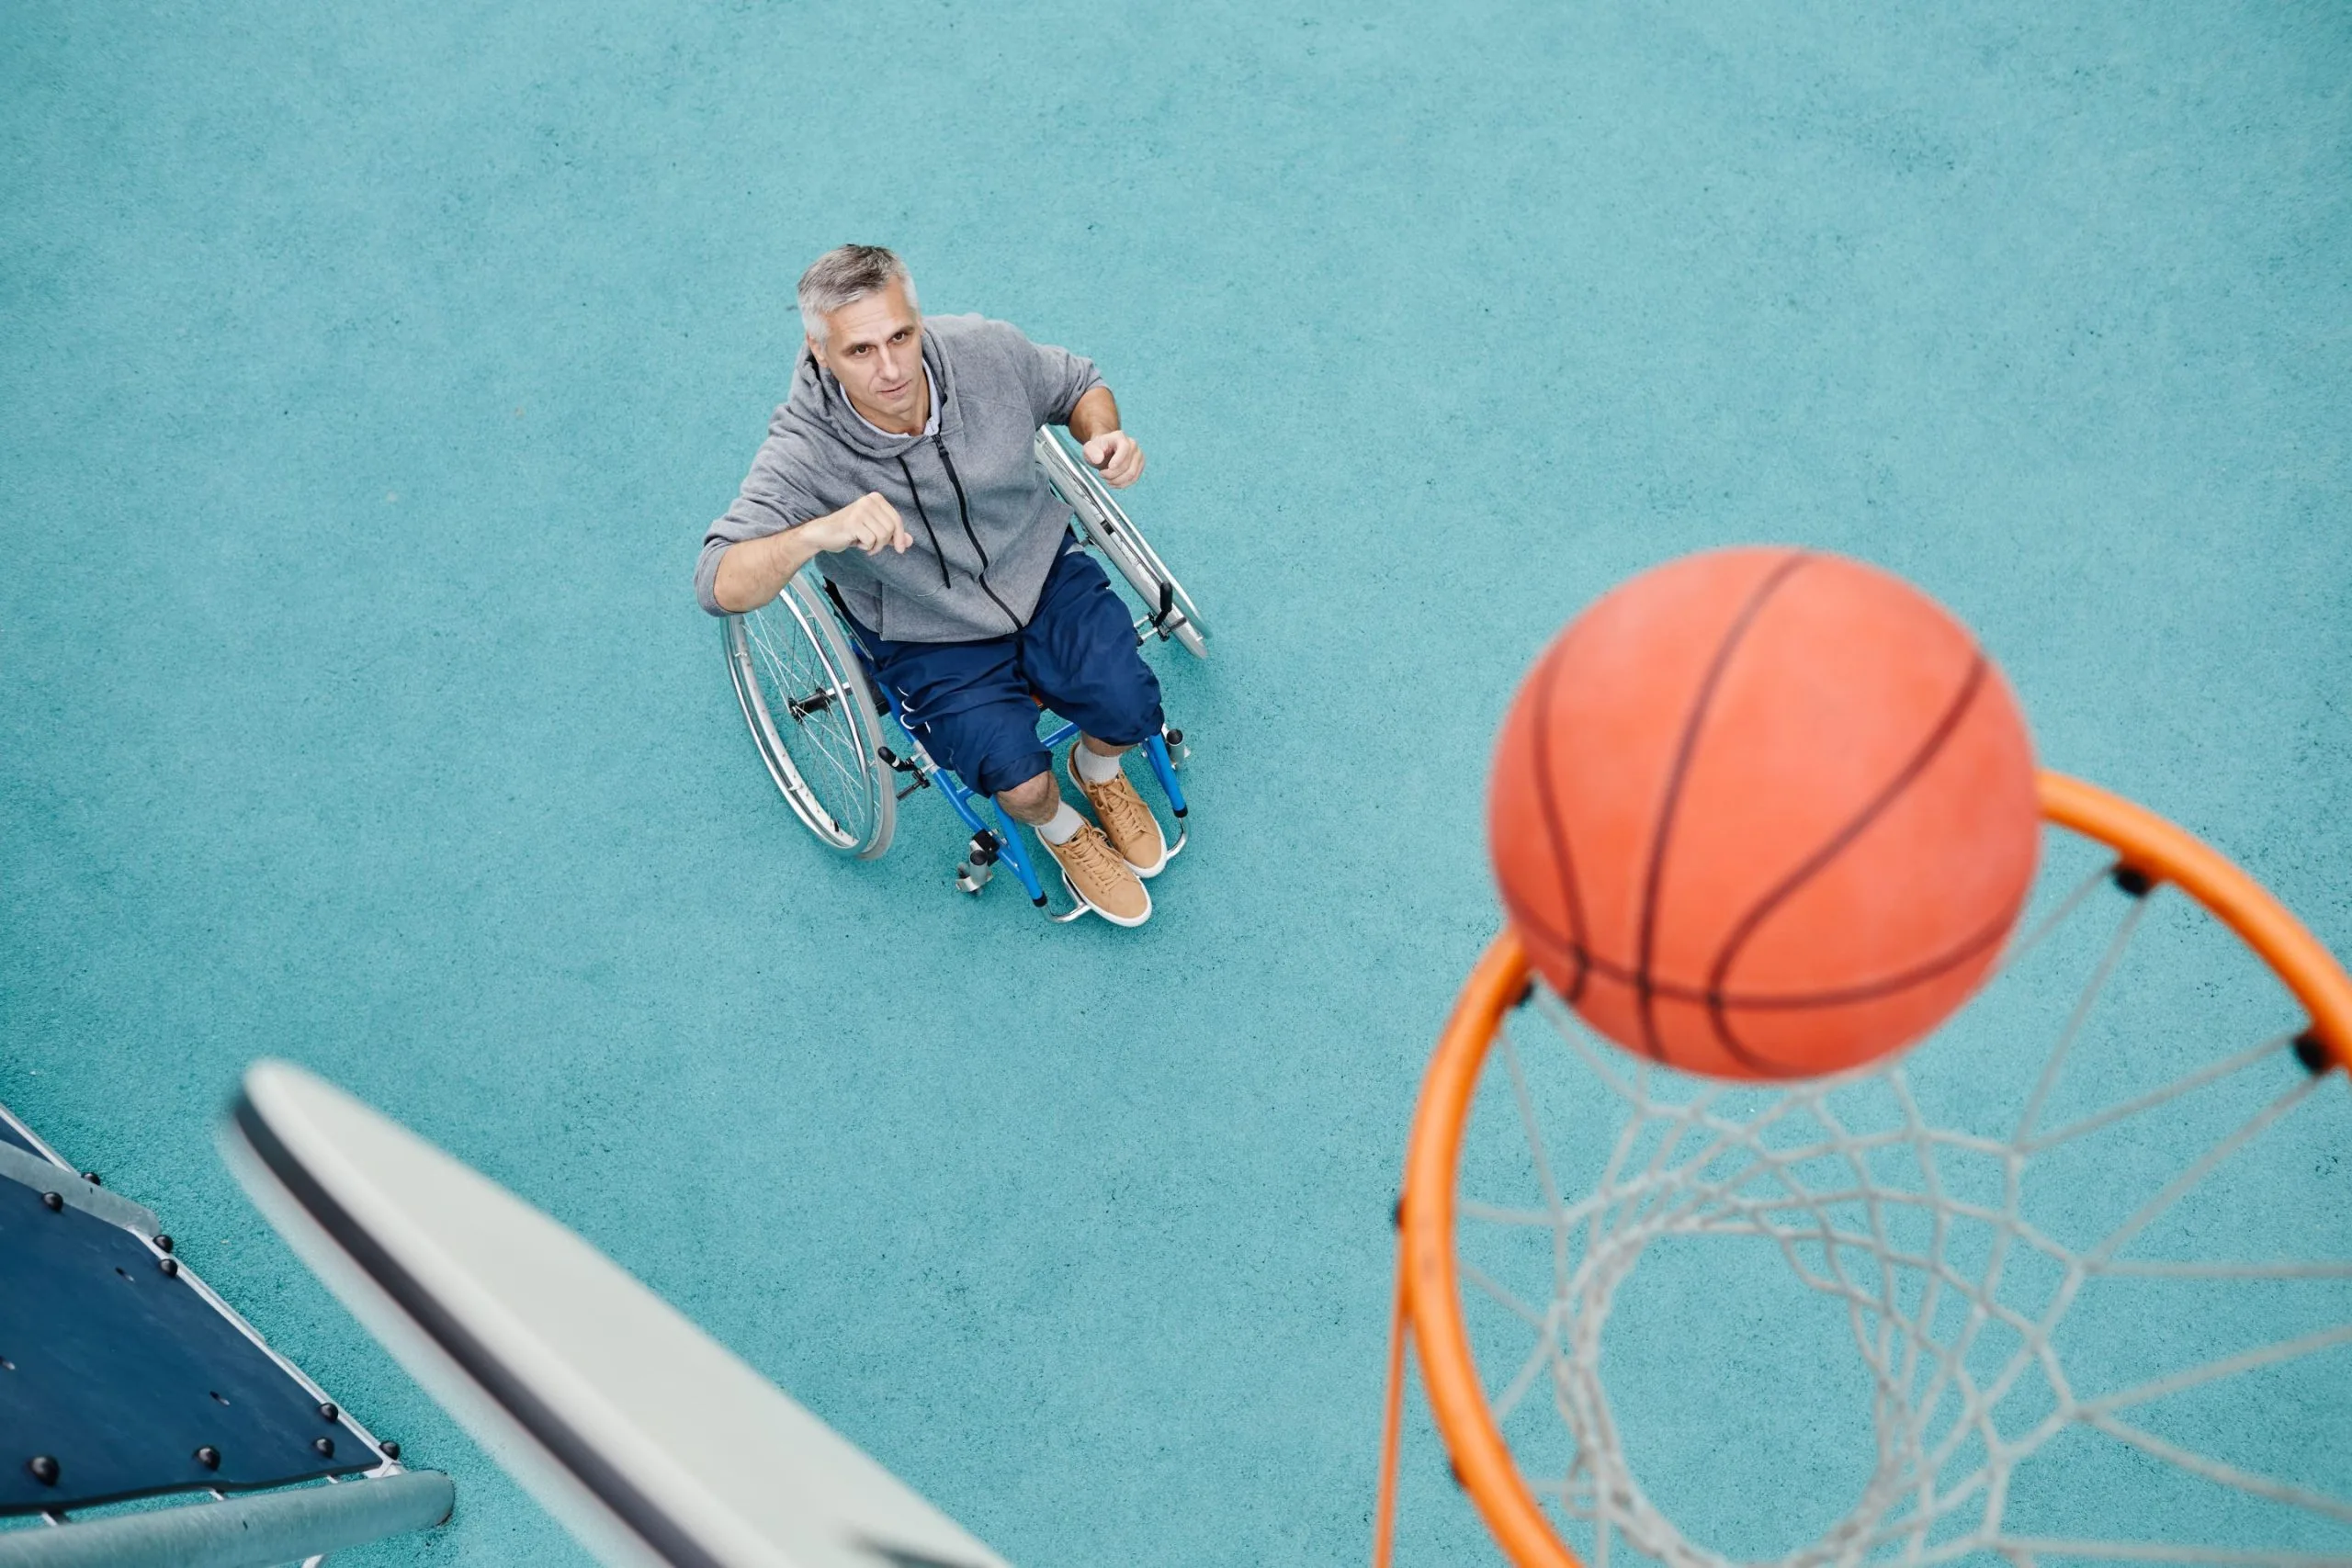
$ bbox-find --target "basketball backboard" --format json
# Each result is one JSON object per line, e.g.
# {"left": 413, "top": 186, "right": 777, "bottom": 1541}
{"left": 221, "top": 1061, "right": 1014, "bottom": 1568}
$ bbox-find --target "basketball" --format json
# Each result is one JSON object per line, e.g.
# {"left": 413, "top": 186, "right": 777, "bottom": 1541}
{"left": 1487, "top": 547, "right": 2041, "bottom": 1079}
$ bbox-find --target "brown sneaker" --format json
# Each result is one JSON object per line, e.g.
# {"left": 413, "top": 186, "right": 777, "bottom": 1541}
{"left": 1042, "top": 822, "right": 1152, "bottom": 927}
{"left": 1065, "top": 749, "right": 1170, "bottom": 878}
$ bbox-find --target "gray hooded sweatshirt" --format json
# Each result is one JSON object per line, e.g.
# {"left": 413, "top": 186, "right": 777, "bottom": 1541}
{"left": 695, "top": 313, "right": 1103, "bottom": 642}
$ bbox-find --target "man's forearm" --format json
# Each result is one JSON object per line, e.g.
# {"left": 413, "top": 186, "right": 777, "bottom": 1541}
{"left": 1068, "top": 384, "right": 1121, "bottom": 443}
{"left": 712, "top": 526, "right": 822, "bottom": 614}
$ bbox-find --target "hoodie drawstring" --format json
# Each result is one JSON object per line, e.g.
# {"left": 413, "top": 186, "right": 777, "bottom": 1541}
{"left": 890, "top": 437, "right": 1023, "bottom": 633}
{"left": 894, "top": 453, "right": 953, "bottom": 591}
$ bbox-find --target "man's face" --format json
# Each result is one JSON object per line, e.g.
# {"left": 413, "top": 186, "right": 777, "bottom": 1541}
{"left": 809, "top": 280, "right": 925, "bottom": 429}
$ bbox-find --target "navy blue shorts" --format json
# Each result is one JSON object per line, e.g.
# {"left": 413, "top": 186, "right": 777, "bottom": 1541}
{"left": 852, "top": 540, "right": 1165, "bottom": 796}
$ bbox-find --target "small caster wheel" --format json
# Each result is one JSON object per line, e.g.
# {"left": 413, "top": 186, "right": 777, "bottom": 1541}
{"left": 956, "top": 860, "right": 994, "bottom": 895}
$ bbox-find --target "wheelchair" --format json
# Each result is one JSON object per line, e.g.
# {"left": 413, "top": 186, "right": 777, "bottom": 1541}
{"left": 722, "top": 426, "right": 1207, "bottom": 920}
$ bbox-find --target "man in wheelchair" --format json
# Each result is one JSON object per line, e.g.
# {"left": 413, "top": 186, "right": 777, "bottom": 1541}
{"left": 696, "top": 245, "right": 1166, "bottom": 926}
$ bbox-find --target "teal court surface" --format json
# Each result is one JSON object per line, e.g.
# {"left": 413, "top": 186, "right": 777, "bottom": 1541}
{"left": 4, "top": 4, "right": 2348, "bottom": 1565}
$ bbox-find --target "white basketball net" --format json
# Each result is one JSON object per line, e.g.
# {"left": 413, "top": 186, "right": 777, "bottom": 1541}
{"left": 1457, "top": 859, "right": 2352, "bottom": 1568}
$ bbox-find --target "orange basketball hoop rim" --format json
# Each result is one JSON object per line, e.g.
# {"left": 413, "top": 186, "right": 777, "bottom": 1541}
{"left": 1372, "top": 771, "right": 2352, "bottom": 1568}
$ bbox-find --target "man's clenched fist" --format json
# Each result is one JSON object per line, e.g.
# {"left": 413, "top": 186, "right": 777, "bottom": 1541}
{"left": 1081, "top": 430, "right": 1146, "bottom": 489}
{"left": 810, "top": 492, "right": 913, "bottom": 556}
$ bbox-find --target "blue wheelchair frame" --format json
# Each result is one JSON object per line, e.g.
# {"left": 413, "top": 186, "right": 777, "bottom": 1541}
{"left": 827, "top": 586, "right": 1190, "bottom": 920}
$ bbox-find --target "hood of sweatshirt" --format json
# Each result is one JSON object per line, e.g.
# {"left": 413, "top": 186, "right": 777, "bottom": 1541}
{"left": 773, "top": 326, "right": 962, "bottom": 455}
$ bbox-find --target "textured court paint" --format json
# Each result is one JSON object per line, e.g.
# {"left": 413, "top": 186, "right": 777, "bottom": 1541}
{"left": 2, "top": 4, "right": 2347, "bottom": 1565}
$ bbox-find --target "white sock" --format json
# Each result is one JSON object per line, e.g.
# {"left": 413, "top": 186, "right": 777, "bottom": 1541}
{"left": 1074, "top": 742, "right": 1125, "bottom": 785}
{"left": 1036, "top": 801, "right": 1084, "bottom": 844}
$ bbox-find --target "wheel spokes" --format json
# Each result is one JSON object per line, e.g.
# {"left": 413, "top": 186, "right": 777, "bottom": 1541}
{"left": 740, "top": 602, "right": 880, "bottom": 845}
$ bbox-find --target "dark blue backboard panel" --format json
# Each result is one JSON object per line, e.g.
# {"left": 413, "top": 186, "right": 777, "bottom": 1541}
{"left": 0, "top": 1180, "right": 365, "bottom": 1513}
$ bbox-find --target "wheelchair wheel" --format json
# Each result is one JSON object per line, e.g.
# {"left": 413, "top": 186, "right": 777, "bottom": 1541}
{"left": 724, "top": 576, "right": 895, "bottom": 858}
{"left": 1034, "top": 427, "right": 1209, "bottom": 660}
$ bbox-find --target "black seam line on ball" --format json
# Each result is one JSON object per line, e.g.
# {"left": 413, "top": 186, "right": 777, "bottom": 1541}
{"left": 1527, "top": 637, "right": 1592, "bottom": 1001}
{"left": 1510, "top": 909, "right": 1585, "bottom": 985}
{"left": 1688, "top": 908, "right": 2017, "bottom": 1075}
{"left": 1706, "top": 653, "right": 1990, "bottom": 1073}
{"left": 1559, "top": 908, "right": 2015, "bottom": 1011}
{"left": 229, "top": 1095, "right": 728, "bottom": 1568}
{"left": 1633, "top": 550, "right": 1813, "bottom": 1062}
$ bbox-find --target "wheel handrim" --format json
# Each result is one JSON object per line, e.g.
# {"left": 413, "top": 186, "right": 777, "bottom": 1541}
{"left": 1034, "top": 426, "right": 1209, "bottom": 658}
{"left": 726, "top": 590, "right": 888, "bottom": 854}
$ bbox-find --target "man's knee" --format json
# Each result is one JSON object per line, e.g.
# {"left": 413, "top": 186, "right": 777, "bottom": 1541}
{"left": 995, "top": 770, "right": 1057, "bottom": 820}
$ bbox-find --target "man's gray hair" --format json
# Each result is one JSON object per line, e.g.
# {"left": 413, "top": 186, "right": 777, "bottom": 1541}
{"left": 798, "top": 244, "right": 918, "bottom": 344}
